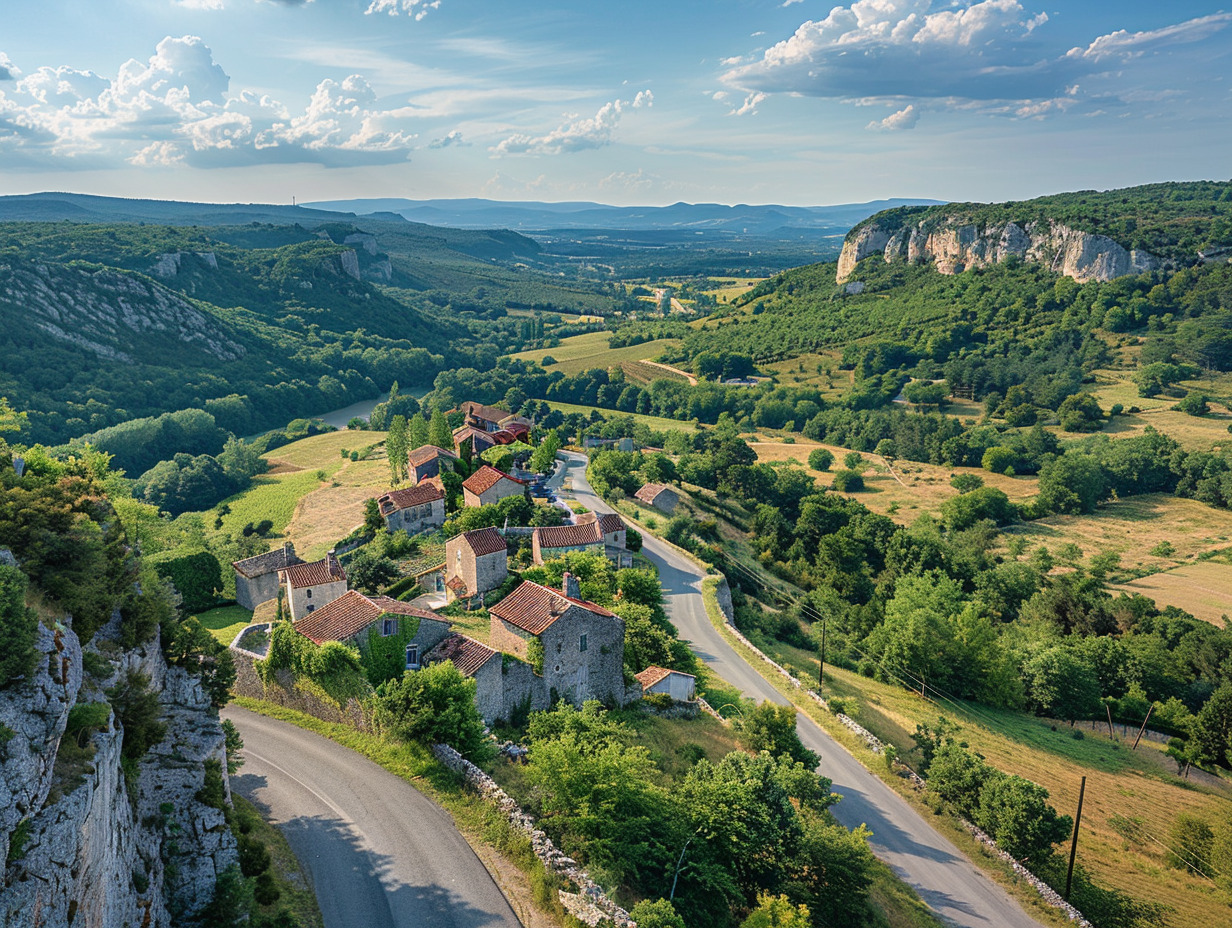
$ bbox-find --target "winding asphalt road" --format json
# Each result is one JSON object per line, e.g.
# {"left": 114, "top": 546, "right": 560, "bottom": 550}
{"left": 223, "top": 705, "right": 521, "bottom": 928}
{"left": 553, "top": 452, "right": 1044, "bottom": 928}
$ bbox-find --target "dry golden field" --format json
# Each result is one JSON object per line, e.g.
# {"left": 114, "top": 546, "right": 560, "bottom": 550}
{"left": 1114, "top": 561, "right": 1232, "bottom": 627}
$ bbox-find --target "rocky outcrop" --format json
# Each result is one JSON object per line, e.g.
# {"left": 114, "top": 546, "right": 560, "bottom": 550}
{"left": 149, "top": 251, "right": 218, "bottom": 279}
{"left": 837, "top": 217, "right": 1159, "bottom": 284}
{"left": 0, "top": 616, "right": 238, "bottom": 928}
{"left": 0, "top": 262, "right": 245, "bottom": 362}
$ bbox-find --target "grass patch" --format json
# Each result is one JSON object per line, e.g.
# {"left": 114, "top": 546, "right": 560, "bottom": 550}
{"left": 1114, "top": 561, "right": 1232, "bottom": 626}
{"left": 546, "top": 401, "right": 698, "bottom": 433}
{"left": 511, "top": 331, "right": 681, "bottom": 376}
{"left": 212, "top": 468, "right": 337, "bottom": 543}
{"left": 265, "top": 430, "right": 388, "bottom": 470}
{"left": 194, "top": 604, "right": 255, "bottom": 646}
{"left": 231, "top": 794, "right": 324, "bottom": 928}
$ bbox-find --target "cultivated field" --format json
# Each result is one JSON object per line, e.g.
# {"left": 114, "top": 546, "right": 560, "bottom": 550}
{"left": 546, "top": 400, "right": 699, "bottom": 433}
{"left": 1114, "top": 561, "right": 1232, "bottom": 626}
{"left": 1088, "top": 368, "right": 1232, "bottom": 451}
{"left": 511, "top": 330, "right": 681, "bottom": 375}
{"left": 700, "top": 277, "right": 766, "bottom": 304}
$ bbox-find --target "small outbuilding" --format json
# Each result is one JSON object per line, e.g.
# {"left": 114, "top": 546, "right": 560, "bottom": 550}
{"left": 462, "top": 465, "right": 527, "bottom": 508}
{"left": 279, "top": 553, "right": 347, "bottom": 621}
{"left": 634, "top": 483, "right": 679, "bottom": 513}
{"left": 635, "top": 666, "right": 696, "bottom": 702}
{"left": 445, "top": 527, "right": 508, "bottom": 602}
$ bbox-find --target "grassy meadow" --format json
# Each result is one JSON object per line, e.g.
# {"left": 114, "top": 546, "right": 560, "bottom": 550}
{"left": 1114, "top": 561, "right": 1232, "bottom": 627}
{"left": 511, "top": 330, "right": 681, "bottom": 376}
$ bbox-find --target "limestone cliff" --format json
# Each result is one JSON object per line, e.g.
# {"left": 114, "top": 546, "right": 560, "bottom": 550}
{"left": 0, "top": 262, "right": 245, "bottom": 363}
{"left": 0, "top": 614, "right": 238, "bottom": 927}
{"left": 836, "top": 217, "right": 1160, "bottom": 284}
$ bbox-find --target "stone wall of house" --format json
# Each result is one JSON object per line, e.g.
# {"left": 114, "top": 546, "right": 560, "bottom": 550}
{"left": 230, "top": 651, "right": 371, "bottom": 731}
{"left": 286, "top": 577, "right": 347, "bottom": 622}
{"left": 473, "top": 551, "right": 507, "bottom": 595}
{"left": 235, "top": 570, "right": 281, "bottom": 611}
{"left": 388, "top": 499, "right": 445, "bottom": 535}
{"left": 490, "top": 616, "right": 534, "bottom": 660}
{"left": 540, "top": 607, "right": 626, "bottom": 707}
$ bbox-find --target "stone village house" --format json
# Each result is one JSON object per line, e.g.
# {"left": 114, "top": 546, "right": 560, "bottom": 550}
{"left": 635, "top": 665, "right": 696, "bottom": 702}
{"left": 279, "top": 553, "right": 347, "bottom": 621}
{"left": 377, "top": 482, "right": 446, "bottom": 535}
{"left": 462, "top": 465, "right": 527, "bottom": 508}
{"left": 444, "top": 527, "right": 508, "bottom": 603}
{"left": 532, "top": 512, "right": 630, "bottom": 567}
{"left": 232, "top": 542, "right": 303, "bottom": 610}
{"left": 293, "top": 590, "right": 450, "bottom": 672}
{"left": 407, "top": 444, "right": 458, "bottom": 485}
{"left": 634, "top": 483, "right": 679, "bottom": 513}
{"left": 427, "top": 574, "right": 635, "bottom": 723}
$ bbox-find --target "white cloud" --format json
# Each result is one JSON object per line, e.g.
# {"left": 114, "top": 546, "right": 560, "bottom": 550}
{"left": 730, "top": 92, "right": 766, "bottom": 116}
{"left": 365, "top": 0, "right": 441, "bottom": 21}
{"left": 723, "top": 3, "right": 1232, "bottom": 119}
{"left": 428, "top": 129, "right": 465, "bottom": 148}
{"left": 174, "top": 0, "right": 225, "bottom": 10}
{"left": 0, "top": 36, "right": 421, "bottom": 170}
{"left": 866, "top": 103, "right": 919, "bottom": 130}
{"left": 491, "top": 90, "right": 652, "bottom": 156}
{"left": 597, "top": 168, "right": 667, "bottom": 195}
{"left": 0, "top": 53, "right": 19, "bottom": 82}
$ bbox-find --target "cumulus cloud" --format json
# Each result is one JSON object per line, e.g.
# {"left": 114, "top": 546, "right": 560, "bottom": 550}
{"left": 867, "top": 103, "right": 919, "bottom": 130}
{"left": 492, "top": 90, "right": 652, "bottom": 156}
{"left": 428, "top": 129, "right": 465, "bottom": 148}
{"left": 0, "top": 53, "right": 20, "bottom": 82}
{"left": 722, "top": 2, "right": 1232, "bottom": 118}
{"left": 0, "top": 35, "right": 420, "bottom": 170}
{"left": 366, "top": 0, "right": 441, "bottom": 21}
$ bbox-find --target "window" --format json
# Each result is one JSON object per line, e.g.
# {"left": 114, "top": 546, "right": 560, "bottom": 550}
{"left": 382, "top": 618, "right": 395, "bottom": 636}
{"left": 306, "top": 605, "right": 314, "bottom": 613}
{"left": 405, "top": 645, "right": 419, "bottom": 669}
{"left": 305, "top": 588, "right": 312, "bottom": 599}
{"left": 580, "top": 634, "right": 588, "bottom": 652}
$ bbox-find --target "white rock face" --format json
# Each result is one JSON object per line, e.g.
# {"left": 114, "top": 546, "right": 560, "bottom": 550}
{"left": 0, "top": 618, "right": 238, "bottom": 928}
{"left": 836, "top": 218, "right": 1160, "bottom": 284}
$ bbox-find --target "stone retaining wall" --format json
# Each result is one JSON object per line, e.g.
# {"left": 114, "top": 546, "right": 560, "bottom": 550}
{"left": 710, "top": 575, "right": 1093, "bottom": 927}
{"left": 432, "top": 744, "right": 634, "bottom": 928}
{"left": 229, "top": 648, "right": 371, "bottom": 731}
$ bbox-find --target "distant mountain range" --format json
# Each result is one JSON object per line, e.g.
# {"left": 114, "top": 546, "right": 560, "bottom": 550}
{"left": 302, "top": 197, "right": 945, "bottom": 235}
{"left": 0, "top": 192, "right": 357, "bottom": 226}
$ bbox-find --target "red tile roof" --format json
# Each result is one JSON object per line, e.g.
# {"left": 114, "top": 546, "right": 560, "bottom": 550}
{"left": 460, "top": 401, "right": 510, "bottom": 424}
{"left": 462, "top": 464, "right": 525, "bottom": 495}
{"left": 429, "top": 633, "right": 498, "bottom": 676}
{"left": 461, "top": 526, "right": 508, "bottom": 557}
{"left": 635, "top": 666, "right": 675, "bottom": 689}
{"left": 534, "top": 522, "right": 603, "bottom": 549}
{"left": 408, "top": 444, "right": 457, "bottom": 467}
{"left": 597, "top": 513, "right": 625, "bottom": 535}
{"left": 489, "top": 580, "right": 615, "bottom": 635}
{"left": 635, "top": 483, "right": 669, "bottom": 504}
{"left": 453, "top": 425, "right": 495, "bottom": 448}
{"left": 378, "top": 483, "right": 444, "bottom": 514}
{"left": 293, "top": 591, "right": 440, "bottom": 644}
{"left": 281, "top": 556, "right": 346, "bottom": 589}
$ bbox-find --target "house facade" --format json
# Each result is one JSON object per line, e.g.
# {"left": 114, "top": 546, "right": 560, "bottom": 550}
{"left": 453, "top": 425, "right": 497, "bottom": 457}
{"left": 407, "top": 444, "right": 458, "bottom": 485}
{"left": 635, "top": 666, "right": 696, "bottom": 702}
{"left": 280, "top": 553, "right": 347, "bottom": 621}
{"left": 293, "top": 590, "right": 450, "bottom": 673}
{"left": 462, "top": 465, "right": 527, "bottom": 508}
{"left": 634, "top": 483, "right": 679, "bottom": 513}
{"left": 488, "top": 575, "right": 628, "bottom": 709}
{"left": 377, "top": 483, "right": 446, "bottom": 535}
{"left": 444, "top": 527, "right": 508, "bottom": 602}
{"left": 458, "top": 402, "right": 532, "bottom": 436}
{"left": 232, "top": 542, "right": 303, "bottom": 610}
{"left": 531, "top": 523, "right": 604, "bottom": 564}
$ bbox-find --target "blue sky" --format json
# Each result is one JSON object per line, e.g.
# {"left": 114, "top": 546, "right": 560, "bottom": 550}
{"left": 1, "top": 1, "right": 1229, "bottom": 206}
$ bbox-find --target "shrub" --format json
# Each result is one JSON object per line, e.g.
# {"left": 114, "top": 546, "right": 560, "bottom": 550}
{"left": 1176, "top": 391, "right": 1210, "bottom": 417}
{"left": 0, "top": 565, "right": 38, "bottom": 688}
{"left": 373, "top": 662, "right": 493, "bottom": 761}
{"left": 165, "top": 618, "right": 237, "bottom": 708}
{"left": 1166, "top": 812, "right": 1214, "bottom": 875}
{"left": 831, "top": 469, "right": 864, "bottom": 492}
{"left": 147, "top": 549, "right": 222, "bottom": 614}
{"left": 807, "top": 448, "right": 834, "bottom": 471}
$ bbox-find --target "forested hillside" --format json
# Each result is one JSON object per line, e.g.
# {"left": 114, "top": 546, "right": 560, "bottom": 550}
{"left": 0, "top": 219, "right": 624, "bottom": 449}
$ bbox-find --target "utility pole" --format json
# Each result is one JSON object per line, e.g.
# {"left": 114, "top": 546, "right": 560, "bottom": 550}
{"left": 1132, "top": 705, "right": 1154, "bottom": 750}
{"left": 1064, "top": 776, "right": 1087, "bottom": 900}
{"left": 1105, "top": 703, "right": 1115, "bottom": 739}
{"left": 818, "top": 613, "right": 827, "bottom": 689}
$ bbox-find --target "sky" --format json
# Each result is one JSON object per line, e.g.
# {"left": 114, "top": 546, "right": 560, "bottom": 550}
{"left": 1, "top": 1, "right": 1230, "bottom": 207}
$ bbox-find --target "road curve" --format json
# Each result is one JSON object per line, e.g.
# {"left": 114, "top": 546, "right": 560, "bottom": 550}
{"left": 223, "top": 706, "right": 521, "bottom": 928}
{"left": 553, "top": 452, "right": 1044, "bottom": 928}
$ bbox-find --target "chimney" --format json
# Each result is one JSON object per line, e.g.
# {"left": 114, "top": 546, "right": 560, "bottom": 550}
{"left": 562, "top": 572, "right": 581, "bottom": 600}
{"left": 328, "top": 549, "right": 341, "bottom": 576}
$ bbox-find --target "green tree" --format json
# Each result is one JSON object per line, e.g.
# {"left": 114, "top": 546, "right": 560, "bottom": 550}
{"left": 1037, "top": 453, "right": 1106, "bottom": 514}
{"left": 739, "top": 893, "right": 810, "bottom": 928}
{"left": 346, "top": 547, "right": 400, "bottom": 595}
{"left": 950, "top": 473, "right": 984, "bottom": 493}
{"left": 386, "top": 415, "right": 409, "bottom": 485}
{"left": 806, "top": 448, "right": 833, "bottom": 472}
{"left": 786, "top": 817, "right": 875, "bottom": 926}
{"left": 1176, "top": 391, "right": 1210, "bottom": 417}
{"left": 428, "top": 409, "right": 453, "bottom": 450}
{"left": 363, "top": 497, "right": 384, "bottom": 535}
{"left": 1166, "top": 812, "right": 1214, "bottom": 876}
{"left": 831, "top": 469, "right": 864, "bottom": 492}
{"left": 940, "top": 486, "right": 1016, "bottom": 531}
{"left": 628, "top": 899, "right": 685, "bottom": 928}
{"left": 165, "top": 617, "right": 237, "bottom": 708}
{"left": 408, "top": 412, "right": 430, "bottom": 450}
{"left": 975, "top": 774, "right": 1072, "bottom": 866}
{"left": 738, "top": 703, "right": 819, "bottom": 768}
{"left": 1023, "top": 647, "right": 1102, "bottom": 723}
{"left": 1191, "top": 682, "right": 1232, "bottom": 768}
{"left": 530, "top": 429, "right": 562, "bottom": 474}
{"left": 1057, "top": 393, "right": 1105, "bottom": 432}
{"left": 373, "top": 661, "right": 491, "bottom": 760}
{"left": 0, "top": 565, "right": 38, "bottom": 688}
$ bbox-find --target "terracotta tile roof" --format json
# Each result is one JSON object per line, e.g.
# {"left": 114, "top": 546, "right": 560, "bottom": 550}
{"left": 463, "top": 464, "right": 525, "bottom": 495}
{"left": 429, "top": 633, "right": 498, "bottom": 676}
{"left": 453, "top": 425, "right": 495, "bottom": 447}
{"left": 281, "top": 556, "right": 345, "bottom": 589}
{"left": 534, "top": 522, "right": 602, "bottom": 549}
{"left": 293, "top": 591, "right": 440, "bottom": 645}
{"left": 597, "top": 513, "right": 625, "bottom": 535}
{"left": 414, "top": 562, "right": 445, "bottom": 579}
{"left": 378, "top": 483, "right": 444, "bottom": 515}
{"left": 460, "top": 401, "right": 510, "bottom": 424}
{"left": 635, "top": 483, "right": 669, "bottom": 504}
{"left": 489, "top": 580, "right": 615, "bottom": 635}
{"left": 233, "top": 544, "right": 303, "bottom": 579}
{"left": 461, "top": 527, "right": 508, "bottom": 557}
{"left": 635, "top": 666, "right": 675, "bottom": 689}
{"left": 408, "top": 444, "right": 457, "bottom": 467}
